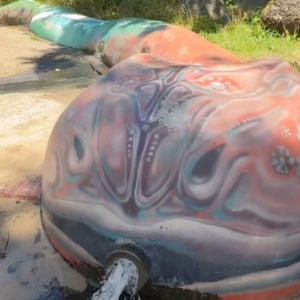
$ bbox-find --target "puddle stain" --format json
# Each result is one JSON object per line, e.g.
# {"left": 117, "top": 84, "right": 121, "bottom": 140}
{"left": 34, "top": 228, "right": 41, "bottom": 244}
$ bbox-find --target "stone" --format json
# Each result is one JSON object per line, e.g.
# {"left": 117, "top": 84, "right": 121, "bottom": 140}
{"left": 261, "top": 0, "right": 300, "bottom": 36}
{"left": 181, "top": 0, "right": 231, "bottom": 21}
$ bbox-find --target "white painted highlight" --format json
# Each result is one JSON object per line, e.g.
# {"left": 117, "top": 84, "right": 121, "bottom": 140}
{"left": 31, "top": 11, "right": 55, "bottom": 22}
{"left": 59, "top": 13, "right": 87, "bottom": 20}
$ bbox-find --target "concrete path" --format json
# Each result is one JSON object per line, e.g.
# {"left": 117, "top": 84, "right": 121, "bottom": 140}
{"left": 0, "top": 25, "right": 99, "bottom": 300}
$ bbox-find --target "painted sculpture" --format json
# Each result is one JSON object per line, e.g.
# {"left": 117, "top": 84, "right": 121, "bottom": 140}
{"left": 2, "top": 1, "right": 300, "bottom": 300}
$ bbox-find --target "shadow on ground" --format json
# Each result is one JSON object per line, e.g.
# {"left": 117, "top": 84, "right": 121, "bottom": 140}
{"left": 0, "top": 43, "right": 99, "bottom": 93}
{"left": 0, "top": 44, "right": 98, "bottom": 85}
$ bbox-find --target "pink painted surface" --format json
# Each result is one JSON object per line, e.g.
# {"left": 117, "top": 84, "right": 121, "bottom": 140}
{"left": 0, "top": 176, "right": 42, "bottom": 200}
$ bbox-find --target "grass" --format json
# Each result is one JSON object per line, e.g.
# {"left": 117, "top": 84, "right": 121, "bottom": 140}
{"left": 29, "top": 33, "right": 40, "bottom": 41}
{"left": 196, "top": 13, "right": 300, "bottom": 62}
{"left": 1, "top": 0, "right": 300, "bottom": 64}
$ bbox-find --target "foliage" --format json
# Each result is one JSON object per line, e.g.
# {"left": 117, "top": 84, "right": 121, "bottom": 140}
{"left": 223, "top": 0, "right": 236, "bottom": 9}
{"left": 200, "top": 10, "right": 300, "bottom": 62}
{"left": 1, "top": 0, "right": 300, "bottom": 65}
{"left": 0, "top": 0, "right": 14, "bottom": 5}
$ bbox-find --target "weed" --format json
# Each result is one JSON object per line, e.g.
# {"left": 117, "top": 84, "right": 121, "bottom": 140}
{"left": 29, "top": 34, "right": 40, "bottom": 41}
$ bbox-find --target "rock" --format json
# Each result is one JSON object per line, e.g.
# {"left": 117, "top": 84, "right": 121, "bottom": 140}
{"left": 181, "top": 0, "right": 231, "bottom": 21}
{"left": 234, "top": 0, "right": 270, "bottom": 11}
{"left": 261, "top": 0, "right": 300, "bottom": 36}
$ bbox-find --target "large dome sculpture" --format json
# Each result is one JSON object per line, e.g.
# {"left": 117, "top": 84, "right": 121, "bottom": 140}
{"left": 42, "top": 53, "right": 300, "bottom": 300}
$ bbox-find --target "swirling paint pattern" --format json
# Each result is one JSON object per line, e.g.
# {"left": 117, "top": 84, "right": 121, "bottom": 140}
{"left": 2, "top": 1, "right": 300, "bottom": 299}
{"left": 42, "top": 55, "right": 300, "bottom": 300}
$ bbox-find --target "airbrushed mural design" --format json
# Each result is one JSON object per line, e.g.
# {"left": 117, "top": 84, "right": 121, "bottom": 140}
{"left": 2, "top": 1, "right": 300, "bottom": 300}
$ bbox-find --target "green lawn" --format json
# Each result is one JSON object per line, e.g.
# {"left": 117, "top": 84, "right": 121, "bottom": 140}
{"left": 195, "top": 14, "right": 300, "bottom": 63}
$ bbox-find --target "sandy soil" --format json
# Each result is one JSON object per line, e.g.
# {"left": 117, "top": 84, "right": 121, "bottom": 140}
{"left": 0, "top": 87, "right": 83, "bottom": 187}
{"left": 0, "top": 26, "right": 93, "bottom": 300}
{"left": 0, "top": 26, "right": 58, "bottom": 78}
{"left": 0, "top": 198, "right": 87, "bottom": 300}
{"left": 0, "top": 26, "right": 91, "bottom": 188}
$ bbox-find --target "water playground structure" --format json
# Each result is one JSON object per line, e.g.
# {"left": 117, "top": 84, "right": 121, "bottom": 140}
{"left": 2, "top": 1, "right": 300, "bottom": 299}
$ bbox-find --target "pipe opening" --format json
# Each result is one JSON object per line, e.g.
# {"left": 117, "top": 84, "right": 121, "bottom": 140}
{"left": 92, "top": 258, "right": 139, "bottom": 300}
{"left": 92, "top": 246, "right": 149, "bottom": 300}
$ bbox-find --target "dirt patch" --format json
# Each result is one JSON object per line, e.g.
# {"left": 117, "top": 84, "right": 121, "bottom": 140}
{"left": 0, "top": 86, "right": 84, "bottom": 187}
{"left": 0, "top": 25, "right": 98, "bottom": 300}
{"left": 0, "top": 198, "right": 87, "bottom": 300}
{"left": 0, "top": 26, "right": 96, "bottom": 188}
{"left": 0, "top": 26, "right": 58, "bottom": 78}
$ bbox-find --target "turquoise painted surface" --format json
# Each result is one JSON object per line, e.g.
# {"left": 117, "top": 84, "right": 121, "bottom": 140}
{"left": 31, "top": 14, "right": 164, "bottom": 51}
{"left": 0, "top": 0, "right": 240, "bottom": 65}
{"left": 1, "top": 0, "right": 165, "bottom": 53}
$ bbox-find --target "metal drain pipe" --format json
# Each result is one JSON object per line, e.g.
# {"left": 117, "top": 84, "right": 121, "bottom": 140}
{"left": 104, "top": 245, "right": 150, "bottom": 292}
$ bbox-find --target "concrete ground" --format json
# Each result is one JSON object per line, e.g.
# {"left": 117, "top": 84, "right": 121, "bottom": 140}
{"left": 0, "top": 25, "right": 99, "bottom": 300}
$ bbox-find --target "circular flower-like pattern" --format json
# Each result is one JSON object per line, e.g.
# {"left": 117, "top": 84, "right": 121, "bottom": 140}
{"left": 270, "top": 146, "right": 295, "bottom": 175}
